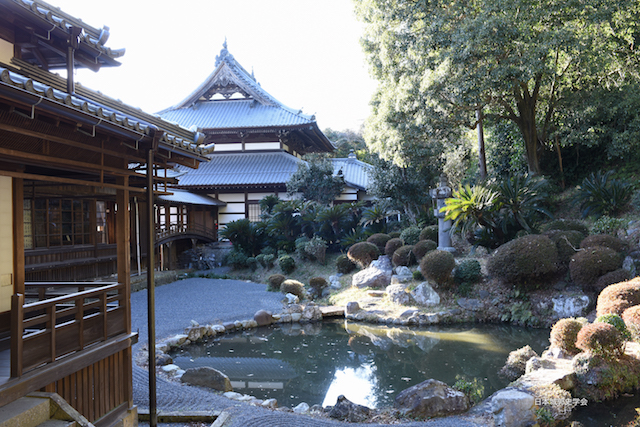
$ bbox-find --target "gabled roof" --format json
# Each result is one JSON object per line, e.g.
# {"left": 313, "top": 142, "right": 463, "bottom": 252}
{"left": 157, "top": 42, "right": 333, "bottom": 153}
{"left": 176, "top": 151, "right": 302, "bottom": 189}
{"left": 2, "top": 0, "right": 124, "bottom": 70}
{"left": 331, "top": 154, "right": 372, "bottom": 191}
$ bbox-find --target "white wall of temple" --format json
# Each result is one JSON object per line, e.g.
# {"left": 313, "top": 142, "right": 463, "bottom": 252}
{"left": 0, "top": 176, "right": 13, "bottom": 312}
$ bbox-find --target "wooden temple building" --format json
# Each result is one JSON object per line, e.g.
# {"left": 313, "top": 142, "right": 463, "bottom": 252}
{"left": 158, "top": 42, "right": 373, "bottom": 229}
{"left": 0, "top": 0, "right": 213, "bottom": 425}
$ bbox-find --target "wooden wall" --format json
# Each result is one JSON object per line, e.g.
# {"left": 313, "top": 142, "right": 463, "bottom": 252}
{"left": 0, "top": 176, "right": 13, "bottom": 313}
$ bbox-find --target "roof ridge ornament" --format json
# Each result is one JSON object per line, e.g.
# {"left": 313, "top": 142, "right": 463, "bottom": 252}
{"left": 215, "top": 38, "right": 233, "bottom": 67}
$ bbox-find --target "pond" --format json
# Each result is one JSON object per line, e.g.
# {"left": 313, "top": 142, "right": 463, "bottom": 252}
{"left": 170, "top": 320, "right": 551, "bottom": 409}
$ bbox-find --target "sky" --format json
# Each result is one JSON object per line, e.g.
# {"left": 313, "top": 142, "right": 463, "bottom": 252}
{"left": 50, "top": 0, "right": 378, "bottom": 132}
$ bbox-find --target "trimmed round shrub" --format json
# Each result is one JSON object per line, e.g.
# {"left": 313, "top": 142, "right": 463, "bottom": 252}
{"left": 540, "top": 219, "right": 589, "bottom": 236}
{"left": 400, "top": 226, "right": 422, "bottom": 245}
{"left": 225, "top": 250, "right": 248, "bottom": 269}
{"left": 280, "top": 279, "right": 306, "bottom": 299}
{"left": 385, "top": 237, "right": 404, "bottom": 257}
{"left": 569, "top": 246, "right": 623, "bottom": 290}
{"left": 388, "top": 231, "right": 401, "bottom": 239}
{"left": 581, "top": 234, "right": 629, "bottom": 254}
{"left": 575, "top": 322, "right": 624, "bottom": 359}
{"left": 593, "top": 268, "right": 630, "bottom": 293}
{"left": 596, "top": 313, "right": 632, "bottom": 341}
{"left": 597, "top": 278, "right": 640, "bottom": 317}
{"left": 550, "top": 318, "right": 584, "bottom": 354}
{"left": 622, "top": 305, "right": 640, "bottom": 340}
{"left": 278, "top": 255, "right": 296, "bottom": 275}
{"left": 543, "top": 229, "right": 585, "bottom": 265}
{"left": 347, "top": 242, "right": 380, "bottom": 268}
{"left": 454, "top": 259, "right": 482, "bottom": 284}
{"left": 392, "top": 245, "right": 416, "bottom": 267}
{"left": 420, "top": 250, "right": 455, "bottom": 285}
{"left": 336, "top": 254, "right": 356, "bottom": 274}
{"left": 413, "top": 239, "right": 437, "bottom": 260}
{"left": 267, "top": 274, "right": 285, "bottom": 292}
{"left": 420, "top": 225, "right": 439, "bottom": 242}
{"left": 486, "top": 235, "right": 558, "bottom": 288}
{"left": 367, "top": 233, "right": 391, "bottom": 254}
{"left": 309, "top": 276, "right": 329, "bottom": 298}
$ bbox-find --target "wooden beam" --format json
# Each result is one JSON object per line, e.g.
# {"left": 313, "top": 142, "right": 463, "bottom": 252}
{"left": 0, "top": 170, "right": 145, "bottom": 193}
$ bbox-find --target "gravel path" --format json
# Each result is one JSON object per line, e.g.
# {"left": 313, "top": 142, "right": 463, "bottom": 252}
{"left": 130, "top": 277, "right": 487, "bottom": 426}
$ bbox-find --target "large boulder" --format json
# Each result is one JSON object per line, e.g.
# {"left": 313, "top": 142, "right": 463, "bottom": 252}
{"left": 394, "top": 379, "right": 469, "bottom": 419}
{"left": 386, "top": 284, "right": 413, "bottom": 305}
{"left": 490, "top": 388, "right": 536, "bottom": 427}
{"left": 327, "top": 395, "right": 371, "bottom": 422}
{"left": 352, "top": 256, "right": 393, "bottom": 289}
{"left": 181, "top": 366, "right": 232, "bottom": 392}
{"left": 411, "top": 282, "right": 440, "bottom": 307}
{"left": 254, "top": 309, "right": 273, "bottom": 326}
{"left": 551, "top": 294, "right": 590, "bottom": 319}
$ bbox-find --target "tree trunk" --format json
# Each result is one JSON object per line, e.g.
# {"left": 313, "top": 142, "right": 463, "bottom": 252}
{"left": 514, "top": 98, "right": 541, "bottom": 175}
{"left": 476, "top": 109, "right": 487, "bottom": 180}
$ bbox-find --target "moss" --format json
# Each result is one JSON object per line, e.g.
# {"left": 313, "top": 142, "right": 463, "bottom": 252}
{"left": 384, "top": 237, "right": 404, "bottom": 257}
{"left": 573, "top": 352, "right": 640, "bottom": 402}
{"left": 392, "top": 245, "right": 416, "bottom": 267}
{"left": 347, "top": 242, "right": 380, "bottom": 268}
{"left": 400, "top": 226, "right": 422, "bottom": 245}
{"left": 543, "top": 229, "right": 585, "bottom": 265}
{"left": 550, "top": 318, "right": 584, "bottom": 355}
{"left": 413, "top": 239, "right": 437, "bottom": 260}
{"left": 487, "top": 234, "right": 558, "bottom": 289}
{"left": 596, "top": 313, "right": 632, "bottom": 341}
{"left": 569, "top": 246, "right": 622, "bottom": 290}
{"left": 540, "top": 219, "right": 589, "bottom": 236}
{"left": 420, "top": 250, "right": 455, "bottom": 285}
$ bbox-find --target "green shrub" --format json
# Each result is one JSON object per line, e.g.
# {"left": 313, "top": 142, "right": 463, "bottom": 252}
{"left": 366, "top": 233, "right": 391, "bottom": 254}
{"left": 580, "top": 234, "right": 629, "bottom": 254}
{"left": 256, "top": 254, "right": 266, "bottom": 268}
{"left": 486, "top": 235, "right": 558, "bottom": 288}
{"left": 452, "top": 375, "right": 484, "bottom": 405}
{"left": 454, "top": 259, "right": 482, "bottom": 284}
{"left": 420, "top": 250, "right": 455, "bottom": 285}
{"left": 622, "top": 306, "right": 640, "bottom": 340}
{"left": 400, "top": 226, "right": 422, "bottom": 245}
{"left": 347, "top": 242, "right": 380, "bottom": 268}
{"left": 295, "top": 236, "right": 311, "bottom": 259}
{"left": 591, "top": 216, "right": 628, "bottom": 236}
{"left": 413, "top": 239, "right": 437, "bottom": 260}
{"left": 540, "top": 219, "right": 589, "bottom": 236}
{"left": 219, "top": 218, "right": 264, "bottom": 256}
{"left": 573, "top": 170, "right": 633, "bottom": 218}
{"left": 550, "top": 318, "right": 584, "bottom": 355}
{"left": 413, "top": 270, "right": 424, "bottom": 281}
{"left": 278, "top": 255, "right": 296, "bottom": 274}
{"left": 392, "top": 245, "right": 416, "bottom": 267}
{"left": 499, "top": 345, "right": 538, "bottom": 381}
{"left": 543, "top": 229, "right": 584, "bottom": 265}
{"left": 280, "top": 279, "right": 306, "bottom": 299}
{"left": 420, "top": 225, "right": 439, "bottom": 242}
{"left": 225, "top": 249, "right": 248, "bottom": 269}
{"left": 302, "top": 236, "right": 327, "bottom": 264}
{"left": 597, "top": 278, "right": 640, "bottom": 317}
{"left": 267, "top": 274, "right": 285, "bottom": 292}
{"left": 596, "top": 313, "right": 632, "bottom": 341}
{"left": 309, "top": 276, "right": 329, "bottom": 298}
{"left": 263, "top": 254, "right": 275, "bottom": 268}
{"left": 336, "top": 254, "right": 356, "bottom": 274}
{"left": 569, "top": 246, "right": 623, "bottom": 290}
{"left": 246, "top": 257, "right": 258, "bottom": 271}
{"left": 385, "top": 237, "right": 404, "bottom": 257}
{"left": 575, "top": 322, "right": 624, "bottom": 360}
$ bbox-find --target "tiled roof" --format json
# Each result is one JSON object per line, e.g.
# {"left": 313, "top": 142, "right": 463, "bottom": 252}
{"left": 176, "top": 151, "right": 302, "bottom": 188}
{"left": 9, "top": 0, "right": 125, "bottom": 61}
{"left": 159, "top": 99, "right": 316, "bottom": 130}
{"left": 0, "top": 65, "right": 214, "bottom": 159}
{"left": 158, "top": 188, "right": 225, "bottom": 206}
{"left": 331, "top": 157, "right": 372, "bottom": 191}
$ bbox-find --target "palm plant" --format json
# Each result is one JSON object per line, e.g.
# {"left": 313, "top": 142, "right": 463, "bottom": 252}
{"left": 441, "top": 184, "right": 500, "bottom": 240}
{"left": 219, "top": 218, "right": 264, "bottom": 256}
{"left": 494, "top": 174, "right": 553, "bottom": 237}
{"left": 573, "top": 171, "right": 633, "bottom": 218}
{"left": 360, "top": 202, "right": 393, "bottom": 233}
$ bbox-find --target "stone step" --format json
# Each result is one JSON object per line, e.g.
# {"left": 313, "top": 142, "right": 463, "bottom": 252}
{"left": 320, "top": 306, "right": 344, "bottom": 317}
{"left": 0, "top": 397, "right": 50, "bottom": 427}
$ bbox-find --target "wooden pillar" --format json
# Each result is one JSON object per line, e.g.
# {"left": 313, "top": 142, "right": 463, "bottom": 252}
{"left": 146, "top": 149, "right": 157, "bottom": 427}
{"left": 12, "top": 178, "right": 24, "bottom": 295}
{"left": 116, "top": 176, "right": 131, "bottom": 334}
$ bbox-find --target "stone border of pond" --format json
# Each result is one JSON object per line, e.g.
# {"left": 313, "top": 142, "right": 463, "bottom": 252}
{"left": 134, "top": 296, "right": 613, "bottom": 427}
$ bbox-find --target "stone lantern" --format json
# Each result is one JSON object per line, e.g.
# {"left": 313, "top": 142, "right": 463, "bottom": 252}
{"left": 430, "top": 175, "right": 456, "bottom": 253}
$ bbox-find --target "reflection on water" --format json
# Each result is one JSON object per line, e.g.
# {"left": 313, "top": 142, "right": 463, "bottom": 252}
{"left": 170, "top": 320, "right": 550, "bottom": 409}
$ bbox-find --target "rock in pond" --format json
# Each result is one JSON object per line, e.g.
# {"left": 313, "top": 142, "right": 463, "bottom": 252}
{"left": 181, "top": 366, "right": 232, "bottom": 392}
{"left": 328, "top": 395, "right": 371, "bottom": 422}
{"left": 394, "top": 379, "right": 469, "bottom": 419}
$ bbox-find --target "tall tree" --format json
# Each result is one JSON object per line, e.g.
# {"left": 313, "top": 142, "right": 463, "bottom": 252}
{"left": 286, "top": 154, "right": 345, "bottom": 205}
{"left": 355, "top": 0, "right": 640, "bottom": 175}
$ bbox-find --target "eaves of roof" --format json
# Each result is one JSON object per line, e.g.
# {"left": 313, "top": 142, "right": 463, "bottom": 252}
{"left": 331, "top": 157, "right": 373, "bottom": 191}
{"left": 176, "top": 151, "right": 302, "bottom": 188}
{"left": 158, "top": 188, "right": 225, "bottom": 206}
{"left": 0, "top": 64, "right": 214, "bottom": 160}
{"left": 8, "top": 0, "right": 125, "bottom": 62}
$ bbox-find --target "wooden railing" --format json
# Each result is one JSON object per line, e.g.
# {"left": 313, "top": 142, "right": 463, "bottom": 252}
{"left": 155, "top": 223, "right": 217, "bottom": 245}
{"left": 11, "top": 282, "right": 127, "bottom": 377}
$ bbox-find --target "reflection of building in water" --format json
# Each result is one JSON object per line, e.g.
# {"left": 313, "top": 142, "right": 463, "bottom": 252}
{"left": 173, "top": 356, "right": 297, "bottom": 391}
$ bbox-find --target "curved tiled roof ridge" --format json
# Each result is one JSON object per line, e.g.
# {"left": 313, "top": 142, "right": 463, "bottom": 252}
{"left": 10, "top": 0, "right": 125, "bottom": 59}
{"left": 0, "top": 65, "right": 214, "bottom": 157}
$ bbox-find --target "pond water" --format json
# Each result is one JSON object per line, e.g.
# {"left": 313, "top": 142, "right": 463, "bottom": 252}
{"left": 170, "top": 320, "right": 551, "bottom": 409}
